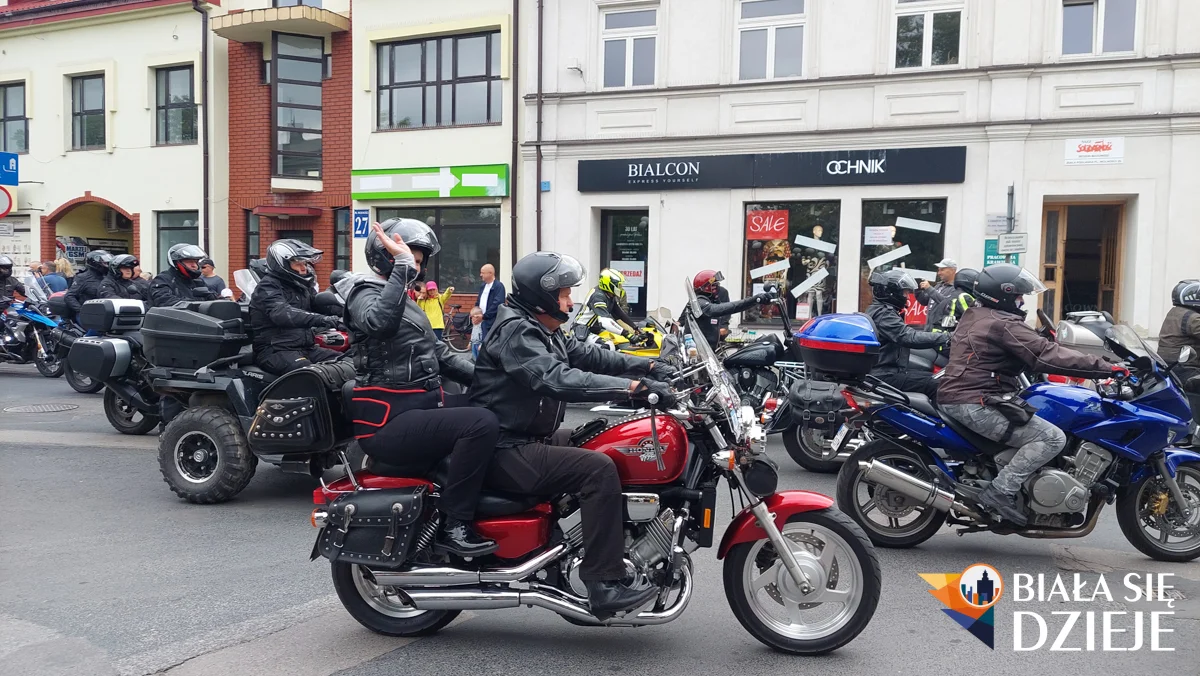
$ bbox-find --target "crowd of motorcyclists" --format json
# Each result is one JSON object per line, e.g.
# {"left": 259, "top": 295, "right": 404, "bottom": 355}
{"left": 7, "top": 218, "right": 1200, "bottom": 613}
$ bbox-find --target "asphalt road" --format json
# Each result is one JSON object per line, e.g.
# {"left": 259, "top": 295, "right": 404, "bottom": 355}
{"left": 0, "top": 363, "right": 1196, "bottom": 676}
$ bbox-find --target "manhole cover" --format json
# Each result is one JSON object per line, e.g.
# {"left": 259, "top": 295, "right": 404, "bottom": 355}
{"left": 3, "top": 404, "right": 80, "bottom": 413}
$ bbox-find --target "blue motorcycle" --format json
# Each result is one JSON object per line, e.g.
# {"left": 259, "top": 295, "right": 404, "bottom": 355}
{"left": 817, "top": 319, "right": 1200, "bottom": 562}
{"left": 0, "top": 296, "right": 64, "bottom": 378}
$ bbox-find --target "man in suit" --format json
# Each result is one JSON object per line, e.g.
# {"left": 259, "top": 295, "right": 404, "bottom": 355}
{"left": 476, "top": 263, "right": 504, "bottom": 340}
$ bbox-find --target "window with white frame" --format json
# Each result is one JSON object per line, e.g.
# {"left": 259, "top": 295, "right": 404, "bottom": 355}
{"left": 894, "top": 0, "right": 963, "bottom": 70}
{"left": 737, "top": 0, "right": 805, "bottom": 81}
{"left": 601, "top": 7, "right": 657, "bottom": 88}
{"left": 1061, "top": 0, "right": 1136, "bottom": 56}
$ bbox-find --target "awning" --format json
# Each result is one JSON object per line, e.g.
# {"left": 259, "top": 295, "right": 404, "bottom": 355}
{"left": 251, "top": 206, "right": 323, "bottom": 218}
{"left": 212, "top": 6, "right": 349, "bottom": 44}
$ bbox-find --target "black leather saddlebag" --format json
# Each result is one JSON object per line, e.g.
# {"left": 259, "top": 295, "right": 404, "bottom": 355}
{"left": 249, "top": 361, "right": 356, "bottom": 455}
{"left": 789, "top": 378, "right": 846, "bottom": 430}
{"left": 316, "top": 487, "right": 427, "bottom": 567}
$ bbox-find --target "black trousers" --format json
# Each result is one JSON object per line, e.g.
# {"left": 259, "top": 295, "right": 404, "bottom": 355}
{"left": 874, "top": 368, "right": 940, "bottom": 400}
{"left": 256, "top": 346, "right": 341, "bottom": 375}
{"left": 359, "top": 399, "right": 499, "bottom": 521}
{"left": 486, "top": 430, "right": 625, "bottom": 581}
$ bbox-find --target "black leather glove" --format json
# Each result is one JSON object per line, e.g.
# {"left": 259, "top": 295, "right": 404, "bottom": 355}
{"left": 649, "top": 360, "right": 680, "bottom": 380}
{"left": 755, "top": 292, "right": 774, "bottom": 304}
{"left": 632, "top": 379, "right": 678, "bottom": 408}
{"left": 320, "top": 316, "right": 342, "bottom": 329}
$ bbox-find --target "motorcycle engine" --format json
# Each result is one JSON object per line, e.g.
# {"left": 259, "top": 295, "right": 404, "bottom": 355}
{"left": 561, "top": 508, "right": 676, "bottom": 598}
{"left": 734, "top": 367, "right": 778, "bottom": 408}
{"left": 1025, "top": 442, "right": 1113, "bottom": 516}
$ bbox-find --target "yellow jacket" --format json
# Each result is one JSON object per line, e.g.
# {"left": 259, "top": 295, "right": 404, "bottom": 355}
{"left": 417, "top": 289, "right": 454, "bottom": 329}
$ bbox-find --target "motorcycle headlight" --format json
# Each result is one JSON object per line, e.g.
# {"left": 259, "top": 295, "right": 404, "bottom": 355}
{"left": 741, "top": 459, "right": 779, "bottom": 498}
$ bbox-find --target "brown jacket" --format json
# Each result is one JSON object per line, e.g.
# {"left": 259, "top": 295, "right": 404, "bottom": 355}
{"left": 938, "top": 307, "right": 1113, "bottom": 404}
{"left": 1157, "top": 306, "right": 1200, "bottom": 365}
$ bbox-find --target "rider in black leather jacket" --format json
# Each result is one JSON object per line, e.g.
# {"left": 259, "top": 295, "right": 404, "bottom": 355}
{"left": 148, "top": 244, "right": 218, "bottom": 308}
{"left": 65, "top": 250, "right": 112, "bottom": 316}
{"left": 98, "top": 254, "right": 144, "bottom": 300}
{"left": 865, "top": 268, "right": 948, "bottom": 399}
{"left": 469, "top": 251, "right": 678, "bottom": 617}
{"left": 250, "top": 239, "right": 342, "bottom": 375}
{"left": 338, "top": 218, "right": 499, "bottom": 558}
{"left": 684, "top": 270, "right": 773, "bottom": 348}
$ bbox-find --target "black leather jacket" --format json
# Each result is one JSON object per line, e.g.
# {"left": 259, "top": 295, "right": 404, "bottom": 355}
{"left": 65, "top": 269, "right": 105, "bottom": 314}
{"left": 0, "top": 274, "right": 23, "bottom": 300}
{"left": 249, "top": 273, "right": 335, "bottom": 352}
{"left": 469, "top": 304, "right": 652, "bottom": 444}
{"left": 149, "top": 268, "right": 218, "bottom": 308}
{"left": 98, "top": 274, "right": 143, "bottom": 300}
{"left": 336, "top": 265, "right": 472, "bottom": 389}
{"left": 866, "top": 300, "right": 947, "bottom": 372}
{"left": 681, "top": 294, "right": 759, "bottom": 348}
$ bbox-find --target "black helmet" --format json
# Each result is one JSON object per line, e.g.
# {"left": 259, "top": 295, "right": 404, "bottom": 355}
{"left": 510, "top": 252, "right": 586, "bottom": 322}
{"left": 974, "top": 264, "right": 1047, "bottom": 314}
{"left": 1172, "top": 280, "right": 1200, "bottom": 309}
{"left": 329, "top": 269, "right": 351, "bottom": 287}
{"left": 868, "top": 268, "right": 918, "bottom": 309}
{"left": 0, "top": 254, "right": 11, "bottom": 278}
{"left": 265, "top": 239, "right": 322, "bottom": 288}
{"left": 167, "top": 243, "right": 207, "bottom": 280}
{"left": 365, "top": 218, "right": 441, "bottom": 277}
{"left": 85, "top": 249, "right": 113, "bottom": 274}
{"left": 953, "top": 268, "right": 979, "bottom": 295}
{"left": 108, "top": 254, "right": 139, "bottom": 278}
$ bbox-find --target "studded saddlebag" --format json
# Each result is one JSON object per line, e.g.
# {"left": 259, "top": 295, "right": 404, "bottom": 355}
{"left": 316, "top": 487, "right": 427, "bottom": 567}
{"left": 789, "top": 378, "right": 846, "bottom": 432}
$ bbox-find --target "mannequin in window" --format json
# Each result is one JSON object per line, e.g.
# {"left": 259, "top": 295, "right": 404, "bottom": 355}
{"left": 800, "top": 224, "right": 831, "bottom": 317}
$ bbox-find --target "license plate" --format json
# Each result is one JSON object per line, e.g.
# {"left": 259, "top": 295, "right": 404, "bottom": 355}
{"left": 831, "top": 424, "right": 851, "bottom": 450}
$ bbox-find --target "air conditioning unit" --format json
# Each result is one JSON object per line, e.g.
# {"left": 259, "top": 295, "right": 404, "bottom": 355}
{"left": 104, "top": 210, "right": 133, "bottom": 234}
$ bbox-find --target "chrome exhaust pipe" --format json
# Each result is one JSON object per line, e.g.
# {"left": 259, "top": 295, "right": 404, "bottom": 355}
{"left": 400, "top": 560, "right": 695, "bottom": 626}
{"left": 371, "top": 543, "right": 568, "bottom": 587}
{"left": 858, "top": 460, "right": 977, "bottom": 516}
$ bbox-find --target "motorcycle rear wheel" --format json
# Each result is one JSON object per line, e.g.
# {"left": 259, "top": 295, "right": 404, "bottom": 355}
{"left": 836, "top": 441, "right": 947, "bottom": 548}
{"left": 65, "top": 362, "right": 105, "bottom": 394}
{"left": 783, "top": 424, "right": 843, "bottom": 473}
{"left": 104, "top": 388, "right": 161, "bottom": 435}
{"left": 158, "top": 406, "right": 256, "bottom": 504}
{"left": 332, "top": 562, "right": 461, "bottom": 637}
{"left": 1116, "top": 462, "right": 1200, "bottom": 562}
{"left": 723, "top": 509, "right": 880, "bottom": 655}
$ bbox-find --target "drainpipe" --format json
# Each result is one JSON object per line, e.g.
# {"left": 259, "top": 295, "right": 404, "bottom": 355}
{"left": 193, "top": 0, "right": 211, "bottom": 252}
{"left": 535, "top": 0, "right": 544, "bottom": 251}
{"left": 510, "top": 0, "right": 520, "bottom": 268}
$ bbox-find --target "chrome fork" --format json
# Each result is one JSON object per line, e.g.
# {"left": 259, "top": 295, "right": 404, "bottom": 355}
{"left": 732, "top": 465, "right": 814, "bottom": 595}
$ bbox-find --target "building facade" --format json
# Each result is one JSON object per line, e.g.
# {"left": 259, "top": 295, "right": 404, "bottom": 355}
{"left": 0, "top": 0, "right": 228, "bottom": 278}
{"left": 349, "top": 0, "right": 517, "bottom": 303}
{"left": 524, "top": 0, "right": 1200, "bottom": 336}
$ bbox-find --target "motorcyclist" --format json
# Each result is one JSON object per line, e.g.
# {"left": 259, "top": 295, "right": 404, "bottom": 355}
{"left": 938, "top": 263, "right": 1123, "bottom": 526}
{"left": 684, "top": 270, "right": 775, "bottom": 349}
{"left": 249, "top": 239, "right": 343, "bottom": 375}
{"left": 865, "top": 268, "right": 949, "bottom": 398}
{"left": 149, "top": 244, "right": 219, "bottom": 308}
{"left": 469, "top": 251, "right": 679, "bottom": 617}
{"left": 1157, "top": 280, "right": 1200, "bottom": 386}
{"left": 929, "top": 267, "right": 977, "bottom": 332}
{"left": 336, "top": 218, "right": 499, "bottom": 558}
{"left": 64, "top": 249, "right": 112, "bottom": 317}
{"left": 98, "top": 254, "right": 144, "bottom": 300}
{"left": 578, "top": 268, "right": 644, "bottom": 343}
{"left": 0, "top": 254, "right": 25, "bottom": 300}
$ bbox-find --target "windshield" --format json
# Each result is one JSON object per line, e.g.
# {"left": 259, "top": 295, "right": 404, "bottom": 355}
{"left": 1107, "top": 323, "right": 1162, "bottom": 365}
{"left": 683, "top": 277, "right": 745, "bottom": 442}
{"left": 233, "top": 269, "right": 258, "bottom": 297}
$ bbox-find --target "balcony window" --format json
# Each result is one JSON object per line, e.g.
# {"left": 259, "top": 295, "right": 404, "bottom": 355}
{"left": 274, "top": 33, "right": 323, "bottom": 178}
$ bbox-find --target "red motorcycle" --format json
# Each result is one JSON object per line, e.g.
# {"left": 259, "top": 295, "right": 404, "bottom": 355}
{"left": 308, "top": 301, "right": 880, "bottom": 655}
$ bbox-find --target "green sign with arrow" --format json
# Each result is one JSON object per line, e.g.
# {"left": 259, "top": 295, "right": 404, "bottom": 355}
{"left": 351, "top": 164, "right": 509, "bottom": 200}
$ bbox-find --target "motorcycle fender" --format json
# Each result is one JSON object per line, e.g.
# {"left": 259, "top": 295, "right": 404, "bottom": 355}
{"left": 1130, "top": 447, "right": 1200, "bottom": 483}
{"left": 717, "top": 490, "right": 834, "bottom": 559}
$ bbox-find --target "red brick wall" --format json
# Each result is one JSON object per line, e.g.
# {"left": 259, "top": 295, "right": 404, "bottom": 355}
{"left": 225, "top": 27, "right": 353, "bottom": 296}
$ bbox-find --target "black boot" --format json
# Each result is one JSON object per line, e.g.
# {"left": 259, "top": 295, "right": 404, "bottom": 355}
{"left": 976, "top": 485, "right": 1028, "bottom": 526}
{"left": 435, "top": 518, "right": 498, "bottom": 557}
{"left": 585, "top": 580, "right": 658, "bottom": 618}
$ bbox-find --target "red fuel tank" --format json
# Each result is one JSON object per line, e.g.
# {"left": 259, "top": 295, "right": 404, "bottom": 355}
{"left": 578, "top": 413, "right": 688, "bottom": 485}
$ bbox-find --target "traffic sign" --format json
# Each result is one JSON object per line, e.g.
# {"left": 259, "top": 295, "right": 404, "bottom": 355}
{"left": 351, "top": 164, "right": 509, "bottom": 200}
{"left": 0, "top": 186, "right": 12, "bottom": 219}
{"left": 0, "top": 152, "right": 16, "bottom": 187}
{"left": 352, "top": 209, "right": 370, "bottom": 239}
{"left": 997, "top": 232, "right": 1027, "bottom": 255}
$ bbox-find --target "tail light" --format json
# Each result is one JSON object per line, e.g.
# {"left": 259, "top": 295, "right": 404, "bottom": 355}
{"left": 311, "top": 509, "right": 328, "bottom": 528}
{"left": 841, "top": 389, "right": 875, "bottom": 413}
{"left": 797, "top": 337, "right": 867, "bottom": 353}
{"left": 763, "top": 398, "right": 780, "bottom": 413}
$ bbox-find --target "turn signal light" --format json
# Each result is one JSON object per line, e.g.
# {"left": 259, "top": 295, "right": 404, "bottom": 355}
{"left": 311, "top": 509, "right": 328, "bottom": 528}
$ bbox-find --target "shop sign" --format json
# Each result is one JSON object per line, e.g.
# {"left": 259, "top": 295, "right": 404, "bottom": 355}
{"left": 609, "top": 260, "right": 645, "bottom": 288}
{"left": 984, "top": 239, "right": 1020, "bottom": 267}
{"left": 351, "top": 164, "right": 509, "bottom": 200}
{"left": 1065, "top": 137, "right": 1124, "bottom": 166}
{"left": 578, "top": 146, "right": 966, "bottom": 192}
{"left": 745, "top": 210, "right": 789, "bottom": 240}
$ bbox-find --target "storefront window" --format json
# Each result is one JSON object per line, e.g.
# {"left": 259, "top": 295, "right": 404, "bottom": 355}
{"left": 376, "top": 207, "right": 500, "bottom": 292}
{"left": 858, "top": 199, "right": 947, "bottom": 312}
{"left": 742, "top": 201, "right": 840, "bottom": 325}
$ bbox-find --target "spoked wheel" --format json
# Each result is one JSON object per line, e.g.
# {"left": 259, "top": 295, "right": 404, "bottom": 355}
{"left": 64, "top": 363, "right": 104, "bottom": 394}
{"left": 103, "top": 388, "right": 161, "bottom": 435}
{"left": 783, "top": 424, "right": 843, "bottom": 473}
{"left": 836, "top": 441, "right": 946, "bottom": 548}
{"left": 158, "top": 406, "right": 256, "bottom": 504}
{"left": 443, "top": 329, "right": 471, "bottom": 353}
{"left": 724, "top": 509, "right": 880, "bottom": 655}
{"left": 1117, "top": 462, "right": 1200, "bottom": 562}
{"left": 331, "top": 562, "right": 460, "bottom": 637}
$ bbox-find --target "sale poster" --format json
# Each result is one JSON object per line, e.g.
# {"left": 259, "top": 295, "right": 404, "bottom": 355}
{"left": 746, "top": 210, "right": 789, "bottom": 240}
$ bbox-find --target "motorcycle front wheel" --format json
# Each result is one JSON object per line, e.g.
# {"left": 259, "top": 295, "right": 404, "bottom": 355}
{"left": 723, "top": 509, "right": 880, "bottom": 655}
{"left": 331, "top": 562, "right": 461, "bottom": 637}
{"left": 36, "top": 353, "right": 64, "bottom": 378}
{"left": 64, "top": 363, "right": 104, "bottom": 394}
{"left": 1116, "top": 461, "right": 1200, "bottom": 562}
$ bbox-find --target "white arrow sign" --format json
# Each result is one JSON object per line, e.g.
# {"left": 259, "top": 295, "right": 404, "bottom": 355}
{"left": 411, "top": 167, "right": 460, "bottom": 198}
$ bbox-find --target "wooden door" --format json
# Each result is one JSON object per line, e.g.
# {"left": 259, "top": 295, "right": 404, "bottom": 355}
{"left": 1097, "top": 206, "right": 1123, "bottom": 317}
{"left": 1040, "top": 206, "right": 1069, "bottom": 322}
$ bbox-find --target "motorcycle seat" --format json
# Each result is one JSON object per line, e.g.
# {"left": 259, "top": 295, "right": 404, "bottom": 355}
{"left": 904, "top": 393, "right": 939, "bottom": 418}
{"left": 936, "top": 405, "right": 1010, "bottom": 454}
{"left": 366, "top": 457, "right": 545, "bottom": 517}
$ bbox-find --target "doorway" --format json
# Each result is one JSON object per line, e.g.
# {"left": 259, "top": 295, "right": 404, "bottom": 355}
{"left": 1040, "top": 203, "right": 1123, "bottom": 321}
{"left": 599, "top": 210, "right": 649, "bottom": 319}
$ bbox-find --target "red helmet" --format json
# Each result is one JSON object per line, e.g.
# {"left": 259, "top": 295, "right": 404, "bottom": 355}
{"left": 692, "top": 269, "right": 724, "bottom": 296}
